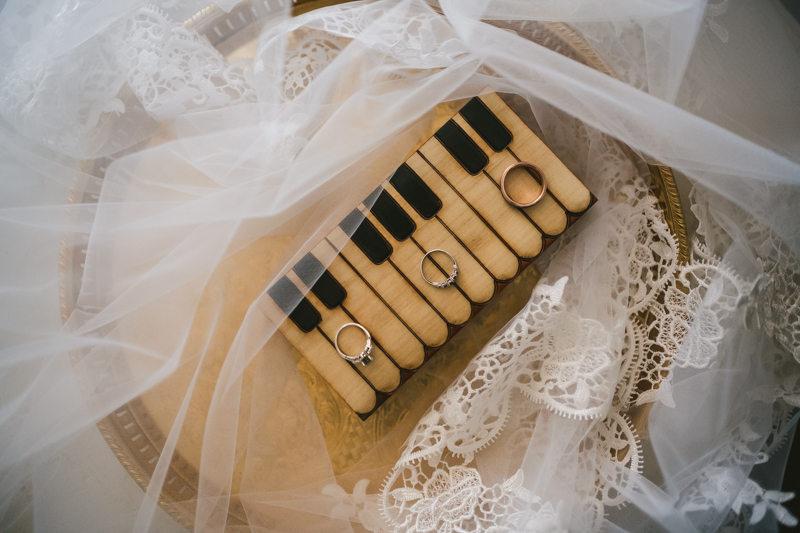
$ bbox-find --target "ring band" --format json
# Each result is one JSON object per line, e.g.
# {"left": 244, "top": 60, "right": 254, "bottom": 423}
{"left": 500, "top": 162, "right": 547, "bottom": 208}
{"left": 420, "top": 249, "right": 458, "bottom": 288}
{"left": 334, "top": 323, "right": 373, "bottom": 365}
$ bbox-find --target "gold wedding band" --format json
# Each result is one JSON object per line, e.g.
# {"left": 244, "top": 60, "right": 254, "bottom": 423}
{"left": 500, "top": 162, "right": 547, "bottom": 208}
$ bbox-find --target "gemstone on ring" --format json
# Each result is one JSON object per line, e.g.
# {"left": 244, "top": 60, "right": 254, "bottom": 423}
{"left": 334, "top": 323, "right": 373, "bottom": 366}
{"left": 420, "top": 249, "right": 458, "bottom": 288}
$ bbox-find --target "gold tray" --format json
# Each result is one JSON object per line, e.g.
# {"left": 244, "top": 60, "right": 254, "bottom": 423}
{"left": 59, "top": 1, "right": 688, "bottom": 529}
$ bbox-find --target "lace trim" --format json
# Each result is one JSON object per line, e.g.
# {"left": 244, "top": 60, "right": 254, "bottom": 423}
{"left": 317, "top": 158, "right": 800, "bottom": 533}
{"left": 691, "top": 185, "right": 800, "bottom": 363}
{"left": 732, "top": 479, "right": 798, "bottom": 528}
{"left": 122, "top": 6, "right": 256, "bottom": 121}
{"left": 758, "top": 258, "right": 800, "bottom": 362}
{"left": 592, "top": 411, "right": 643, "bottom": 507}
{"left": 324, "top": 159, "right": 799, "bottom": 531}
{"left": 0, "top": 23, "right": 127, "bottom": 155}
{"left": 613, "top": 315, "right": 646, "bottom": 411}
{"left": 0, "top": 5, "right": 258, "bottom": 154}
{"left": 397, "top": 278, "right": 619, "bottom": 469}
{"left": 380, "top": 465, "right": 553, "bottom": 533}
{"left": 282, "top": 29, "right": 345, "bottom": 100}
{"left": 624, "top": 241, "right": 753, "bottom": 408}
{"left": 758, "top": 400, "right": 800, "bottom": 464}
{"left": 775, "top": 349, "right": 800, "bottom": 408}
{"left": 303, "top": 2, "right": 468, "bottom": 68}
{"left": 326, "top": 186, "right": 800, "bottom": 531}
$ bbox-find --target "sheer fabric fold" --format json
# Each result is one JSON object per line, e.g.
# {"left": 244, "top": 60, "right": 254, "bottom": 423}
{"left": 1, "top": 0, "right": 799, "bottom": 531}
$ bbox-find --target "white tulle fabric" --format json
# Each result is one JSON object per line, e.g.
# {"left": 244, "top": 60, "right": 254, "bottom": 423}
{"left": 1, "top": 0, "right": 800, "bottom": 532}
{"left": 122, "top": 6, "right": 257, "bottom": 121}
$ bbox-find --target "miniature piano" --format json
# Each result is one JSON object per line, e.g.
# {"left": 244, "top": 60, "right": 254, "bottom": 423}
{"left": 267, "top": 93, "right": 595, "bottom": 419}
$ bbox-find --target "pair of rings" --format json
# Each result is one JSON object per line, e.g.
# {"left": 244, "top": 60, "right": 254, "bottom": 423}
{"left": 416, "top": 162, "right": 544, "bottom": 290}
{"left": 416, "top": 162, "right": 544, "bottom": 289}
{"left": 335, "top": 248, "right": 458, "bottom": 365}
{"left": 334, "top": 249, "right": 457, "bottom": 365}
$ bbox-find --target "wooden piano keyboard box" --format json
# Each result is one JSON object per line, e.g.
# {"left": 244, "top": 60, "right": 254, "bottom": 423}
{"left": 267, "top": 93, "right": 596, "bottom": 419}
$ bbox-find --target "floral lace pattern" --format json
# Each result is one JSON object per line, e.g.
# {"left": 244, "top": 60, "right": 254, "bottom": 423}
{"left": 313, "top": 100, "right": 799, "bottom": 530}
{"left": 1, "top": 1, "right": 797, "bottom": 531}
{"left": 613, "top": 315, "right": 646, "bottom": 411}
{"left": 732, "top": 479, "right": 798, "bottom": 528}
{"left": 757, "top": 258, "right": 800, "bottom": 362}
{"left": 758, "top": 399, "right": 799, "bottom": 464}
{"left": 282, "top": 30, "right": 345, "bottom": 100}
{"left": 381, "top": 465, "right": 552, "bottom": 533}
{"left": 661, "top": 243, "right": 751, "bottom": 368}
{"left": 0, "top": 4, "right": 257, "bottom": 155}
{"left": 396, "top": 278, "right": 617, "bottom": 470}
{"left": 625, "top": 198, "right": 680, "bottom": 314}
{"left": 683, "top": 471, "right": 798, "bottom": 531}
{"left": 691, "top": 186, "right": 800, "bottom": 339}
{"left": 0, "top": 24, "right": 127, "bottom": 156}
{"left": 303, "top": 2, "right": 467, "bottom": 68}
{"left": 370, "top": 173, "right": 677, "bottom": 531}
{"left": 622, "top": 241, "right": 753, "bottom": 409}
{"left": 594, "top": 411, "right": 642, "bottom": 507}
{"left": 323, "top": 480, "right": 390, "bottom": 533}
{"left": 121, "top": 6, "right": 256, "bottom": 121}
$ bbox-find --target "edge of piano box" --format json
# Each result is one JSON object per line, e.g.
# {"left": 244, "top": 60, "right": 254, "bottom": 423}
{"left": 267, "top": 92, "right": 596, "bottom": 420}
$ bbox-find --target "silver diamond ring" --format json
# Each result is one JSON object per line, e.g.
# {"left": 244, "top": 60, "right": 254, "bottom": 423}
{"left": 334, "top": 323, "right": 373, "bottom": 366}
{"left": 420, "top": 249, "right": 458, "bottom": 288}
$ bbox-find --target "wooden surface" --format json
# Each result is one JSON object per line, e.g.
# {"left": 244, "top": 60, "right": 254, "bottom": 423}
{"left": 271, "top": 93, "right": 595, "bottom": 418}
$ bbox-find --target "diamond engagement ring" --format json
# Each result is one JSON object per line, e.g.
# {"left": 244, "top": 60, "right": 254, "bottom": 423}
{"left": 420, "top": 249, "right": 458, "bottom": 288}
{"left": 500, "top": 161, "right": 547, "bottom": 208}
{"left": 334, "top": 323, "right": 373, "bottom": 366}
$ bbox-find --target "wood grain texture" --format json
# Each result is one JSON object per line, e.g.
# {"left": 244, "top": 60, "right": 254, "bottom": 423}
{"left": 480, "top": 93, "right": 592, "bottom": 214}
{"left": 268, "top": 296, "right": 377, "bottom": 414}
{"left": 312, "top": 241, "right": 426, "bottom": 370}
{"left": 418, "top": 137, "right": 545, "bottom": 260}
{"left": 362, "top": 209, "right": 473, "bottom": 326}
{"left": 271, "top": 93, "right": 594, "bottom": 419}
{"left": 287, "top": 270, "right": 401, "bottom": 393}
{"left": 452, "top": 114, "right": 568, "bottom": 237}
{"left": 328, "top": 226, "right": 450, "bottom": 348}
{"left": 383, "top": 184, "right": 497, "bottom": 305}
{"left": 405, "top": 153, "right": 520, "bottom": 282}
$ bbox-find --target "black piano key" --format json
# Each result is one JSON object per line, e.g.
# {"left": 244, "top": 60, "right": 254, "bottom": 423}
{"left": 389, "top": 164, "right": 442, "bottom": 219}
{"left": 434, "top": 120, "right": 489, "bottom": 175}
{"left": 369, "top": 189, "right": 416, "bottom": 241}
{"left": 267, "top": 276, "right": 321, "bottom": 333}
{"left": 340, "top": 210, "right": 393, "bottom": 264}
{"left": 459, "top": 98, "right": 513, "bottom": 152}
{"left": 294, "top": 253, "right": 347, "bottom": 309}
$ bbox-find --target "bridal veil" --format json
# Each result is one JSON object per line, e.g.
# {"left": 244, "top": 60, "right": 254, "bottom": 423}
{"left": 1, "top": 0, "right": 799, "bottom": 531}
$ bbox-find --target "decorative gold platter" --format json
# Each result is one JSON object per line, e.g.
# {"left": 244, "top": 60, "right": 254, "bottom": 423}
{"left": 59, "top": 1, "right": 688, "bottom": 529}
